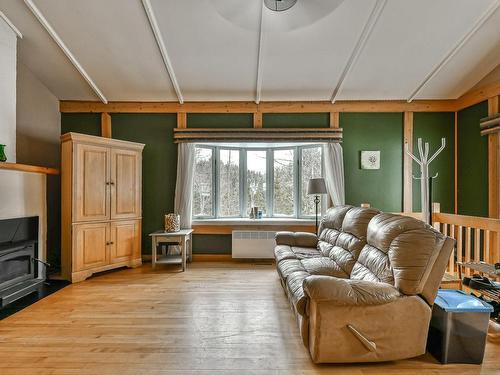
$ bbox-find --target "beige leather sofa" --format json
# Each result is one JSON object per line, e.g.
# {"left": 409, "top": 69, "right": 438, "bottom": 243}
{"left": 274, "top": 205, "right": 455, "bottom": 363}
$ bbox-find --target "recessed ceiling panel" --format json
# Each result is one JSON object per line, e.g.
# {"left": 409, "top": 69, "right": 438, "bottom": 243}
{"left": 260, "top": 0, "right": 376, "bottom": 101}
{"left": 150, "top": 0, "right": 261, "bottom": 101}
{"left": 0, "top": 0, "right": 96, "bottom": 100}
{"left": 337, "top": 0, "right": 496, "bottom": 100}
{"left": 416, "top": 7, "right": 500, "bottom": 99}
{"left": 31, "top": 0, "right": 177, "bottom": 101}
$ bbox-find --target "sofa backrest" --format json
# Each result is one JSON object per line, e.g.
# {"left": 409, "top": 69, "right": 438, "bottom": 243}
{"left": 350, "top": 213, "right": 447, "bottom": 297}
{"left": 317, "top": 205, "right": 380, "bottom": 277}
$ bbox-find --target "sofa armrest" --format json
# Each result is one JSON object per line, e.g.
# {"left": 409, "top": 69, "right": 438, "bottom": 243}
{"left": 275, "top": 231, "right": 318, "bottom": 247}
{"left": 303, "top": 275, "right": 401, "bottom": 306}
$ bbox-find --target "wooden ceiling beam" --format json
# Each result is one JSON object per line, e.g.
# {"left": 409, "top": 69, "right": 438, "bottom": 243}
{"left": 60, "top": 99, "right": 457, "bottom": 113}
{"left": 59, "top": 80, "right": 500, "bottom": 114}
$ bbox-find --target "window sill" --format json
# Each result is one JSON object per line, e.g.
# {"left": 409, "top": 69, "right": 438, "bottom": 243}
{"left": 192, "top": 218, "right": 315, "bottom": 226}
{"left": 191, "top": 218, "right": 316, "bottom": 234}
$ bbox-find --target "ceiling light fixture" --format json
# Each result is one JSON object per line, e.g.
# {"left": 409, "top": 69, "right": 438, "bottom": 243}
{"left": 264, "top": 0, "right": 297, "bottom": 12}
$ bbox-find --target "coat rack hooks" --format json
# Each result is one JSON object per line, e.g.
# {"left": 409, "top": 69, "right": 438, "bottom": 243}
{"left": 405, "top": 138, "right": 446, "bottom": 224}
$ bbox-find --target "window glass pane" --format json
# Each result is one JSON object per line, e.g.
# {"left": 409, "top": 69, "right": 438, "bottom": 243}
{"left": 247, "top": 150, "right": 267, "bottom": 215}
{"left": 219, "top": 149, "right": 240, "bottom": 217}
{"left": 301, "top": 146, "right": 322, "bottom": 216}
{"left": 193, "top": 147, "right": 213, "bottom": 217}
{"left": 273, "top": 149, "right": 295, "bottom": 216}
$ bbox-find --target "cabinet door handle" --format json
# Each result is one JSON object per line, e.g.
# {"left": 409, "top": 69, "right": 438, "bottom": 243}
{"left": 109, "top": 181, "right": 115, "bottom": 185}
{"left": 106, "top": 182, "right": 110, "bottom": 186}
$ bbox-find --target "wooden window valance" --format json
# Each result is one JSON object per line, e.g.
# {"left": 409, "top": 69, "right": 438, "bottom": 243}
{"left": 173, "top": 128, "right": 342, "bottom": 143}
{"left": 480, "top": 113, "right": 500, "bottom": 136}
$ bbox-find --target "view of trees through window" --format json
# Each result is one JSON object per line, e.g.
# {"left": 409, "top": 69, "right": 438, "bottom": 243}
{"left": 193, "top": 144, "right": 322, "bottom": 219}
{"left": 219, "top": 149, "right": 240, "bottom": 217}
{"left": 246, "top": 150, "right": 267, "bottom": 215}
{"left": 193, "top": 147, "right": 213, "bottom": 217}
{"left": 301, "top": 147, "right": 323, "bottom": 216}
{"left": 273, "top": 149, "right": 294, "bottom": 216}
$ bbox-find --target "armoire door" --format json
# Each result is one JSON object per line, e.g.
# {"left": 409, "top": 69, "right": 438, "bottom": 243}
{"left": 74, "top": 143, "right": 110, "bottom": 222}
{"left": 73, "top": 222, "right": 110, "bottom": 271}
{"left": 109, "top": 220, "right": 141, "bottom": 264}
{"left": 110, "top": 148, "right": 141, "bottom": 220}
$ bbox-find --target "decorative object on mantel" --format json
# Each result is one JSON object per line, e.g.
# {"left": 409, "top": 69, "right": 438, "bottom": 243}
{"left": 0, "top": 144, "right": 7, "bottom": 162}
{"left": 165, "top": 213, "right": 181, "bottom": 232}
{"left": 479, "top": 113, "right": 500, "bottom": 136}
{"left": 307, "top": 178, "right": 327, "bottom": 234}
{"left": 405, "top": 138, "right": 446, "bottom": 225}
{"left": 360, "top": 150, "right": 380, "bottom": 169}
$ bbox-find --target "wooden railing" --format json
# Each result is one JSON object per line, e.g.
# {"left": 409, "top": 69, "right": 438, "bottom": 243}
{"left": 432, "top": 213, "right": 500, "bottom": 277}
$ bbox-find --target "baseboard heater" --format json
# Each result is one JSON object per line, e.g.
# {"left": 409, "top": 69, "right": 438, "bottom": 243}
{"left": 232, "top": 231, "right": 276, "bottom": 259}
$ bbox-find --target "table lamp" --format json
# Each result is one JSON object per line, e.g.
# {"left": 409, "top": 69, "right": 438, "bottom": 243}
{"left": 307, "top": 178, "right": 327, "bottom": 234}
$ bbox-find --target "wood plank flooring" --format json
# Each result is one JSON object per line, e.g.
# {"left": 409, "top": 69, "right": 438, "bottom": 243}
{"left": 0, "top": 262, "right": 499, "bottom": 374}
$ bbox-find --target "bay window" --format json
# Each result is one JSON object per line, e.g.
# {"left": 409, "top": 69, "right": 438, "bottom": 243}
{"left": 193, "top": 144, "right": 323, "bottom": 219}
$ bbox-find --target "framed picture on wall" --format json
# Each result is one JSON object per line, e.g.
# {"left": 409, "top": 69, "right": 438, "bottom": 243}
{"left": 361, "top": 151, "right": 380, "bottom": 170}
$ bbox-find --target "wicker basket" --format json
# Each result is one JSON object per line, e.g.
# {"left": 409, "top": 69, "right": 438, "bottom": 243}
{"left": 164, "top": 213, "right": 180, "bottom": 232}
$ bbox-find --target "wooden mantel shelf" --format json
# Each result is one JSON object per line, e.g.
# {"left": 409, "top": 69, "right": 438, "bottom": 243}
{"left": 0, "top": 162, "right": 59, "bottom": 175}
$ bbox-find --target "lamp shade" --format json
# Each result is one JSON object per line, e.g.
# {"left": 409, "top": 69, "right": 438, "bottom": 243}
{"left": 307, "top": 178, "right": 327, "bottom": 195}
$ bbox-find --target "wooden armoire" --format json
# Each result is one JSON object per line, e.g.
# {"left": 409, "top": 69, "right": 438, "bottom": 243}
{"left": 61, "top": 133, "right": 145, "bottom": 282}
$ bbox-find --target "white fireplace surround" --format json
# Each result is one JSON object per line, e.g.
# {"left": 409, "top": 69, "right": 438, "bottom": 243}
{"left": 0, "top": 169, "right": 47, "bottom": 278}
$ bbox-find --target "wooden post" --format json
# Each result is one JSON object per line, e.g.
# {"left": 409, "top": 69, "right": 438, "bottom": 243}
{"left": 403, "top": 111, "right": 413, "bottom": 212}
{"left": 101, "top": 113, "right": 112, "bottom": 138}
{"left": 253, "top": 112, "right": 263, "bottom": 128}
{"left": 454, "top": 112, "right": 458, "bottom": 214}
{"left": 329, "top": 112, "right": 339, "bottom": 129}
{"left": 488, "top": 96, "right": 499, "bottom": 218}
{"left": 177, "top": 112, "right": 187, "bottom": 129}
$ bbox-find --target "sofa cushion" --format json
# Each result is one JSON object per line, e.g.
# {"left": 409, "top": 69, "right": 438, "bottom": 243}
{"left": 317, "top": 206, "right": 380, "bottom": 275}
{"left": 277, "top": 258, "right": 306, "bottom": 281}
{"left": 301, "top": 257, "right": 349, "bottom": 278}
{"left": 275, "top": 231, "right": 318, "bottom": 247}
{"left": 351, "top": 213, "right": 442, "bottom": 296}
{"left": 286, "top": 271, "right": 310, "bottom": 316}
{"left": 274, "top": 245, "right": 321, "bottom": 263}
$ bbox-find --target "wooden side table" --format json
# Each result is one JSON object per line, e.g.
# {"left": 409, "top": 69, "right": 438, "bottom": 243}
{"left": 149, "top": 229, "right": 193, "bottom": 271}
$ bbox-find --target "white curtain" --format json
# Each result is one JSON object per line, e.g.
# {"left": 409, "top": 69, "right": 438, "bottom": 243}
{"left": 174, "top": 143, "right": 195, "bottom": 229}
{"left": 323, "top": 142, "right": 345, "bottom": 206}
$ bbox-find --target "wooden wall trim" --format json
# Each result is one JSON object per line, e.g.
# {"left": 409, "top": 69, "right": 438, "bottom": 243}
{"left": 329, "top": 112, "right": 340, "bottom": 128}
{"left": 177, "top": 112, "right": 187, "bottom": 129}
{"left": 60, "top": 99, "right": 458, "bottom": 114}
{"left": 454, "top": 111, "right": 458, "bottom": 214}
{"left": 59, "top": 80, "right": 500, "bottom": 114}
{"left": 455, "top": 82, "right": 500, "bottom": 111}
{"left": 253, "top": 112, "right": 263, "bottom": 128}
{"left": 101, "top": 113, "right": 112, "bottom": 138}
{"left": 488, "top": 95, "right": 499, "bottom": 218}
{"left": 403, "top": 111, "right": 413, "bottom": 212}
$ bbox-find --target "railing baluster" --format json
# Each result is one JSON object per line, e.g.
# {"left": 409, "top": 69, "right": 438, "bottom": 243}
{"left": 465, "top": 227, "right": 472, "bottom": 276}
{"left": 474, "top": 228, "right": 481, "bottom": 262}
{"left": 485, "top": 230, "right": 490, "bottom": 264}
{"left": 457, "top": 225, "right": 463, "bottom": 264}
{"left": 447, "top": 224, "right": 455, "bottom": 275}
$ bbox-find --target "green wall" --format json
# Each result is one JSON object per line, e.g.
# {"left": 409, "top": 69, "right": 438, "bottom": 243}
{"left": 188, "top": 113, "right": 253, "bottom": 128}
{"left": 263, "top": 113, "right": 329, "bottom": 128}
{"left": 342, "top": 112, "right": 404, "bottom": 212}
{"left": 412, "top": 112, "right": 455, "bottom": 213}
{"left": 111, "top": 114, "right": 177, "bottom": 253}
{"left": 457, "top": 101, "right": 489, "bottom": 217}
{"left": 61, "top": 113, "right": 101, "bottom": 136}
{"left": 60, "top": 110, "right": 463, "bottom": 257}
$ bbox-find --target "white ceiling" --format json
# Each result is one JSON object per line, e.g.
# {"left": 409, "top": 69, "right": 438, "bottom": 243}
{"left": 0, "top": 0, "right": 499, "bottom": 102}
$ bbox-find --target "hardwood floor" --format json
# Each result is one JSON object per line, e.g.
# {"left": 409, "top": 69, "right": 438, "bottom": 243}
{"left": 0, "top": 262, "right": 499, "bottom": 374}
